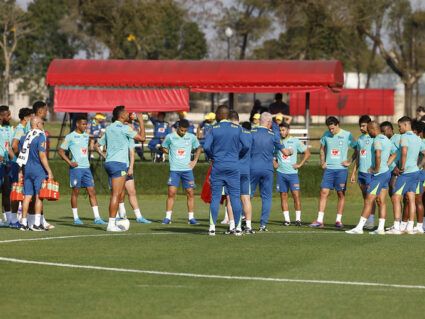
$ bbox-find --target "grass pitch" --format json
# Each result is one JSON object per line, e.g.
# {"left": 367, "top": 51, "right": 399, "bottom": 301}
{"left": 0, "top": 195, "right": 425, "bottom": 319}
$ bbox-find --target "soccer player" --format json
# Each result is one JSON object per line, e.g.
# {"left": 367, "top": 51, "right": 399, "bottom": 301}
{"left": 197, "top": 112, "right": 216, "bottom": 161}
{"left": 274, "top": 122, "right": 310, "bottom": 226}
{"left": 161, "top": 119, "right": 202, "bottom": 225}
{"left": 346, "top": 121, "right": 395, "bottom": 234}
{"left": 271, "top": 113, "right": 292, "bottom": 136}
{"left": 112, "top": 118, "right": 152, "bottom": 223}
{"left": 310, "top": 116, "right": 357, "bottom": 228}
{"left": 148, "top": 112, "right": 171, "bottom": 162}
{"left": 387, "top": 116, "right": 425, "bottom": 234}
{"left": 172, "top": 111, "right": 195, "bottom": 134}
{"left": 0, "top": 105, "right": 13, "bottom": 224}
{"left": 250, "top": 112, "right": 292, "bottom": 231}
{"left": 197, "top": 112, "right": 216, "bottom": 146}
{"left": 58, "top": 114, "right": 108, "bottom": 225}
{"left": 380, "top": 121, "right": 401, "bottom": 196}
{"left": 222, "top": 114, "right": 255, "bottom": 234}
{"left": 86, "top": 113, "right": 107, "bottom": 154}
{"left": 251, "top": 113, "right": 260, "bottom": 128}
{"left": 96, "top": 106, "right": 145, "bottom": 232}
{"left": 9, "top": 107, "right": 33, "bottom": 227}
{"left": 400, "top": 120, "right": 425, "bottom": 233}
{"left": 204, "top": 105, "right": 250, "bottom": 236}
{"left": 24, "top": 101, "right": 54, "bottom": 229}
{"left": 86, "top": 113, "right": 106, "bottom": 138}
{"left": 350, "top": 115, "right": 376, "bottom": 229}
{"left": 17, "top": 116, "right": 54, "bottom": 231}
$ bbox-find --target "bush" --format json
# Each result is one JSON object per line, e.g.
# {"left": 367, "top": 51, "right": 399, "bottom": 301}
{"left": 50, "top": 161, "right": 332, "bottom": 198}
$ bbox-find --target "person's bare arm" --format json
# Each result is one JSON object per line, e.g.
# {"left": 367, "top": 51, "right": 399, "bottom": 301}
{"left": 128, "top": 148, "right": 135, "bottom": 176}
{"left": 282, "top": 114, "right": 293, "bottom": 124}
{"left": 58, "top": 148, "right": 78, "bottom": 168}
{"left": 12, "top": 139, "right": 19, "bottom": 156}
{"left": 350, "top": 149, "right": 359, "bottom": 183}
{"left": 399, "top": 146, "right": 408, "bottom": 173}
{"left": 94, "top": 142, "right": 106, "bottom": 160}
{"left": 133, "top": 114, "right": 146, "bottom": 142}
{"left": 39, "top": 151, "right": 53, "bottom": 180}
{"left": 387, "top": 153, "right": 397, "bottom": 168}
{"left": 320, "top": 144, "right": 327, "bottom": 169}
{"left": 293, "top": 149, "right": 310, "bottom": 169}
{"left": 372, "top": 149, "right": 381, "bottom": 174}
{"left": 189, "top": 146, "right": 202, "bottom": 169}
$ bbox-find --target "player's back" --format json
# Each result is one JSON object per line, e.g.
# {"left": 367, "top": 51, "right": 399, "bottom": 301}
{"left": 103, "top": 122, "right": 132, "bottom": 164}
{"left": 250, "top": 126, "right": 279, "bottom": 172}
{"left": 239, "top": 128, "right": 252, "bottom": 175}
{"left": 401, "top": 131, "right": 424, "bottom": 174}
{"left": 371, "top": 134, "right": 391, "bottom": 175}
{"left": 204, "top": 121, "right": 243, "bottom": 169}
{"left": 19, "top": 133, "right": 46, "bottom": 173}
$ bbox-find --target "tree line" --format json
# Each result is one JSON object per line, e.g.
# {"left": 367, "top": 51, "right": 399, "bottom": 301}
{"left": 1, "top": 0, "right": 424, "bottom": 116}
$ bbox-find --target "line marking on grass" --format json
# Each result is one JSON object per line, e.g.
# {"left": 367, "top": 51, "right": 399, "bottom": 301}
{"left": 0, "top": 232, "right": 185, "bottom": 244}
{"left": 0, "top": 230, "right": 344, "bottom": 244}
{"left": 0, "top": 256, "right": 423, "bottom": 290}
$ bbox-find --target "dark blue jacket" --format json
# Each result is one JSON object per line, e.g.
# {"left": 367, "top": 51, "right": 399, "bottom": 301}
{"left": 204, "top": 120, "right": 250, "bottom": 170}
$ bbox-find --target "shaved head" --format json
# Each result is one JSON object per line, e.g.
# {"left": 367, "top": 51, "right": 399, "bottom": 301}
{"left": 216, "top": 105, "right": 229, "bottom": 122}
{"left": 30, "top": 116, "right": 43, "bottom": 130}
{"left": 367, "top": 121, "right": 380, "bottom": 137}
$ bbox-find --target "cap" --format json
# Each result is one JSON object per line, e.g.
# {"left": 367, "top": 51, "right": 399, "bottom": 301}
{"left": 178, "top": 111, "right": 187, "bottom": 116}
{"left": 205, "top": 112, "right": 216, "bottom": 120}
{"left": 95, "top": 113, "right": 106, "bottom": 120}
{"left": 253, "top": 113, "right": 260, "bottom": 120}
{"left": 276, "top": 115, "right": 283, "bottom": 121}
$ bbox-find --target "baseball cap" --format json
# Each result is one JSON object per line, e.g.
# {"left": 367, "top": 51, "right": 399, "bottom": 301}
{"left": 178, "top": 111, "right": 187, "bottom": 116}
{"left": 276, "top": 115, "right": 283, "bottom": 121}
{"left": 95, "top": 113, "right": 106, "bottom": 120}
{"left": 205, "top": 112, "right": 216, "bottom": 120}
{"left": 253, "top": 113, "right": 260, "bottom": 120}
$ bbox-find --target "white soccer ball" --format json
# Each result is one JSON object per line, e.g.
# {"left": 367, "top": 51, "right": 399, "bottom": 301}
{"left": 116, "top": 218, "right": 130, "bottom": 231}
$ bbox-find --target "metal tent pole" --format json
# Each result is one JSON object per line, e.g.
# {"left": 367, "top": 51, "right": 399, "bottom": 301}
{"left": 305, "top": 92, "right": 310, "bottom": 145}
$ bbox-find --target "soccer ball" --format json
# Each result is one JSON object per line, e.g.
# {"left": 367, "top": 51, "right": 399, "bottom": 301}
{"left": 116, "top": 218, "right": 130, "bottom": 231}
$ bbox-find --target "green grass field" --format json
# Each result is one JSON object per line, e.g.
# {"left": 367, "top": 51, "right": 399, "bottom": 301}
{"left": 1, "top": 194, "right": 425, "bottom": 318}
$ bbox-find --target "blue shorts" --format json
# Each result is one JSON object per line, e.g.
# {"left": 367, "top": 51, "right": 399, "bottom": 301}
{"left": 105, "top": 161, "right": 128, "bottom": 178}
{"left": 321, "top": 169, "right": 348, "bottom": 191}
{"left": 168, "top": 171, "right": 195, "bottom": 189}
{"left": 367, "top": 171, "right": 391, "bottom": 195}
{"left": 8, "top": 161, "right": 19, "bottom": 184}
{"left": 276, "top": 172, "right": 300, "bottom": 193}
{"left": 416, "top": 170, "right": 425, "bottom": 194}
{"left": 394, "top": 172, "right": 419, "bottom": 196}
{"left": 240, "top": 174, "right": 250, "bottom": 195}
{"left": 108, "top": 168, "right": 134, "bottom": 190}
{"left": 70, "top": 168, "right": 94, "bottom": 188}
{"left": 23, "top": 172, "right": 47, "bottom": 196}
{"left": 358, "top": 172, "right": 372, "bottom": 186}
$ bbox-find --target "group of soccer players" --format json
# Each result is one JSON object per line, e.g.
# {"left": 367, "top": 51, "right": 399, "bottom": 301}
{"left": 4, "top": 101, "right": 425, "bottom": 235}
{"left": 0, "top": 102, "right": 56, "bottom": 231}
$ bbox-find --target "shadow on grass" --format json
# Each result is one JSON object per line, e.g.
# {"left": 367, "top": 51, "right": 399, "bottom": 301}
{"left": 46, "top": 217, "right": 107, "bottom": 231}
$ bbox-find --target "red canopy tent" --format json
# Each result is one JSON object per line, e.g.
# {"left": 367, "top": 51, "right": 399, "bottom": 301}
{"left": 46, "top": 58, "right": 347, "bottom": 147}
{"left": 46, "top": 59, "right": 344, "bottom": 132}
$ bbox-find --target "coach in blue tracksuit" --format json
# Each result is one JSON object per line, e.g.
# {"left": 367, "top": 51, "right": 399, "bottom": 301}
{"left": 203, "top": 105, "right": 250, "bottom": 236}
{"left": 251, "top": 112, "right": 292, "bottom": 231}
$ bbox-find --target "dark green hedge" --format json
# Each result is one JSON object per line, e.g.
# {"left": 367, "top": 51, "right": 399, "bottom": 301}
{"left": 49, "top": 160, "right": 325, "bottom": 197}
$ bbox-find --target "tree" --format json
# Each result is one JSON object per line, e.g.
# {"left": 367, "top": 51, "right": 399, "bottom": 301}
{"left": 79, "top": 0, "right": 207, "bottom": 60}
{"left": 215, "top": 0, "right": 273, "bottom": 60}
{"left": 356, "top": 0, "right": 425, "bottom": 116}
{"left": 0, "top": 0, "right": 31, "bottom": 105}
{"left": 13, "top": 0, "right": 82, "bottom": 102}
{"left": 254, "top": 0, "right": 385, "bottom": 88}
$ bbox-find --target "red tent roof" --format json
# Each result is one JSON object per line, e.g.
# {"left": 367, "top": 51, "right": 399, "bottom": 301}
{"left": 46, "top": 59, "right": 344, "bottom": 93}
